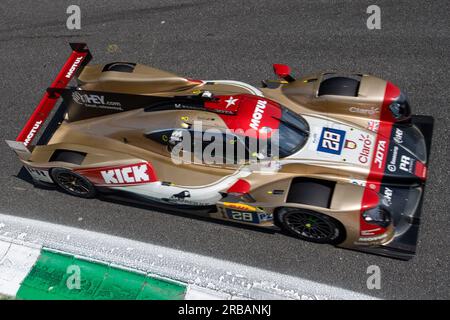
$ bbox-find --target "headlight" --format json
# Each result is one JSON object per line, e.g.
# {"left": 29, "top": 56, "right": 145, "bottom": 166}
{"left": 389, "top": 92, "right": 411, "bottom": 121}
{"left": 363, "top": 207, "right": 391, "bottom": 228}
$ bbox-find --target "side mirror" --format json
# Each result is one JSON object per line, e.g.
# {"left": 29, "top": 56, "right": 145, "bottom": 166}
{"left": 273, "top": 64, "right": 295, "bottom": 82}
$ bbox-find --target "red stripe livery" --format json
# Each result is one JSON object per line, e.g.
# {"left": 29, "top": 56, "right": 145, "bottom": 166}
{"left": 16, "top": 43, "right": 91, "bottom": 146}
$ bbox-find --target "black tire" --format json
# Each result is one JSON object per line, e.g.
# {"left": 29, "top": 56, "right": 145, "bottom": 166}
{"left": 50, "top": 168, "right": 96, "bottom": 198}
{"left": 277, "top": 208, "right": 345, "bottom": 244}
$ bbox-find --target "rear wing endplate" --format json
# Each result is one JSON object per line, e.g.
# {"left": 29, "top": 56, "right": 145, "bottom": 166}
{"left": 13, "top": 43, "right": 92, "bottom": 148}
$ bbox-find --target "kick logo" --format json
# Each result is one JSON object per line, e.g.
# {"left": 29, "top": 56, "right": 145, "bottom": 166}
{"left": 76, "top": 162, "right": 157, "bottom": 186}
{"left": 101, "top": 164, "right": 150, "bottom": 184}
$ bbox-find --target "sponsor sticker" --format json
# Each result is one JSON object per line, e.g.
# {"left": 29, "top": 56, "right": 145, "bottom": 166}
{"left": 344, "top": 140, "right": 357, "bottom": 149}
{"left": 358, "top": 133, "right": 372, "bottom": 164}
{"left": 224, "top": 96, "right": 238, "bottom": 108}
{"left": 374, "top": 140, "right": 387, "bottom": 170}
{"left": 349, "top": 106, "right": 379, "bottom": 115}
{"left": 72, "top": 92, "right": 123, "bottom": 110}
{"left": 393, "top": 128, "right": 404, "bottom": 144}
{"left": 100, "top": 164, "right": 151, "bottom": 184}
{"left": 381, "top": 187, "right": 393, "bottom": 207}
{"left": 387, "top": 146, "right": 399, "bottom": 172}
{"left": 23, "top": 120, "right": 43, "bottom": 146}
{"left": 356, "top": 233, "right": 388, "bottom": 244}
{"left": 223, "top": 202, "right": 258, "bottom": 212}
{"left": 225, "top": 209, "right": 272, "bottom": 224}
{"left": 170, "top": 190, "right": 191, "bottom": 200}
{"left": 317, "top": 128, "right": 346, "bottom": 155}
{"left": 399, "top": 155, "right": 414, "bottom": 173}
{"left": 350, "top": 178, "right": 366, "bottom": 187}
{"left": 65, "top": 56, "right": 83, "bottom": 78}
{"left": 25, "top": 166, "right": 53, "bottom": 183}
{"left": 367, "top": 120, "right": 380, "bottom": 133}
{"left": 76, "top": 162, "right": 157, "bottom": 186}
{"left": 249, "top": 100, "right": 268, "bottom": 131}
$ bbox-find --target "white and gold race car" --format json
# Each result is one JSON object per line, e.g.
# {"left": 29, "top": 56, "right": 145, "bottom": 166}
{"left": 7, "top": 43, "right": 434, "bottom": 260}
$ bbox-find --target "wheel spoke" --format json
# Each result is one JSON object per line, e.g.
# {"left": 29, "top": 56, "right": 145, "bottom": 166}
{"left": 313, "top": 228, "right": 327, "bottom": 238}
{"left": 316, "top": 224, "right": 330, "bottom": 234}
{"left": 56, "top": 171, "right": 93, "bottom": 196}
{"left": 286, "top": 212, "right": 335, "bottom": 241}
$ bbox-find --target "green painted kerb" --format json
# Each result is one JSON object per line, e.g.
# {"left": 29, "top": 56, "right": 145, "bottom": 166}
{"left": 16, "top": 250, "right": 187, "bottom": 300}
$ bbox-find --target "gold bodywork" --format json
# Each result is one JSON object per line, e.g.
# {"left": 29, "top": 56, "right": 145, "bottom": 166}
{"left": 15, "top": 63, "right": 398, "bottom": 250}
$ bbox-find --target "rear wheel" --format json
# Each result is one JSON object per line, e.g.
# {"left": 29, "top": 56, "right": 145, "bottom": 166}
{"left": 50, "top": 168, "right": 96, "bottom": 198}
{"left": 277, "top": 208, "right": 345, "bottom": 244}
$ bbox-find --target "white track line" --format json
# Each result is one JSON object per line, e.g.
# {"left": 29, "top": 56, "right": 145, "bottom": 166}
{"left": 185, "top": 285, "right": 231, "bottom": 300}
{"left": 0, "top": 240, "right": 41, "bottom": 296}
{"left": 0, "top": 213, "right": 377, "bottom": 300}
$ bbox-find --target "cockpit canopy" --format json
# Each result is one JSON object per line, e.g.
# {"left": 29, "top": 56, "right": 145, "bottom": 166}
{"left": 145, "top": 105, "right": 309, "bottom": 165}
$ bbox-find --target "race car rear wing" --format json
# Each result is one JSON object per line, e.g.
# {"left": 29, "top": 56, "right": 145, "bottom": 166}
{"left": 13, "top": 43, "right": 92, "bottom": 148}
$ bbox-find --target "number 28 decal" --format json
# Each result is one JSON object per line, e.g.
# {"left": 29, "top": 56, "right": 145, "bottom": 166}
{"left": 317, "top": 127, "right": 346, "bottom": 155}
{"left": 225, "top": 209, "right": 273, "bottom": 224}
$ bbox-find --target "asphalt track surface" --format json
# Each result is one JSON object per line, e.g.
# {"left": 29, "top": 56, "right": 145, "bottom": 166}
{"left": 0, "top": 0, "right": 449, "bottom": 299}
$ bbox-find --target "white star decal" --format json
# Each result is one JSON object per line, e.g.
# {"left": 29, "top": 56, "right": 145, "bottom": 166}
{"left": 224, "top": 96, "right": 238, "bottom": 108}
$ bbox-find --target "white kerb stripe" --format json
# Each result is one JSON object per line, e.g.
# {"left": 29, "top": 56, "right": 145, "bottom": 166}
{"left": 185, "top": 284, "right": 231, "bottom": 300}
{"left": 0, "top": 213, "right": 378, "bottom": 300}
{"left": 0, "top": 240, "right": 41, "bottom": 296}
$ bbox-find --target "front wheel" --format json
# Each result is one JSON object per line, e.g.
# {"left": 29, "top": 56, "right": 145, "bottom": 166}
{"left": 50, "top": 168, "right": 97, "bottom": 198}
{"left": 277, "top": 208, "right": 345, "bottom": 244}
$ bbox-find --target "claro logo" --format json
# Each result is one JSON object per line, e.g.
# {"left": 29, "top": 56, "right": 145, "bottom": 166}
{"left": 65, "top": 56, "right": 83, "bottom": 79}
{"left": 249, "top": 100, "right": 267, "bottom": 130}
{"left": 349, "top": 106, "right": 379, "bottom": 115}
{"left": 101, "top": 164, "right": 151, "bottom": 184}
{"left": 358, "top": 133, "right": 372, "bottom": 164}
{"left": 23, "top": 120, "right": 43, "bottom": 146}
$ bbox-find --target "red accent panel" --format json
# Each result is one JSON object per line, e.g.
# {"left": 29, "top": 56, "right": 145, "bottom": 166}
{"left": 16, "top": 46, "right": 89, "bottom": 146}
{"left": 359, "top": 115, "right": 393, "bottom": 236}
{"left": 414, "top": 160, "right": 427, "bottom": 180}
{"left": 205, "top": 94, "right": 282, "bottom": 138}
{"left": 204, "top": 95, "right": 240, "bottom": 114}
{"left": 360, "top": 186, "right": 385, "bottom": 236}
{"left": 380, "top": 81, "right": 401, "bottom": 122}
{"left": 360, "top": 215, "right": 385, "bottom": 236}
{"left": 185, "top": 78, "right": 203, "bottom": 84}
{"left": 361, "top": 189, "right": 379, "bottom": 211}
{"left": 74, "top": 162, "right": 158, "bottom": 187}
{"left": 361, "top": 80, "right": 425, "bottom": 238}
{"left": 227, "top": 179, "right": 251, "bottom": 194}
{"left": 273, "top": 64, "right": 291, "bottom": 78}
{"left": 368, "top": 121, "right": 393, "bottom": 181}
